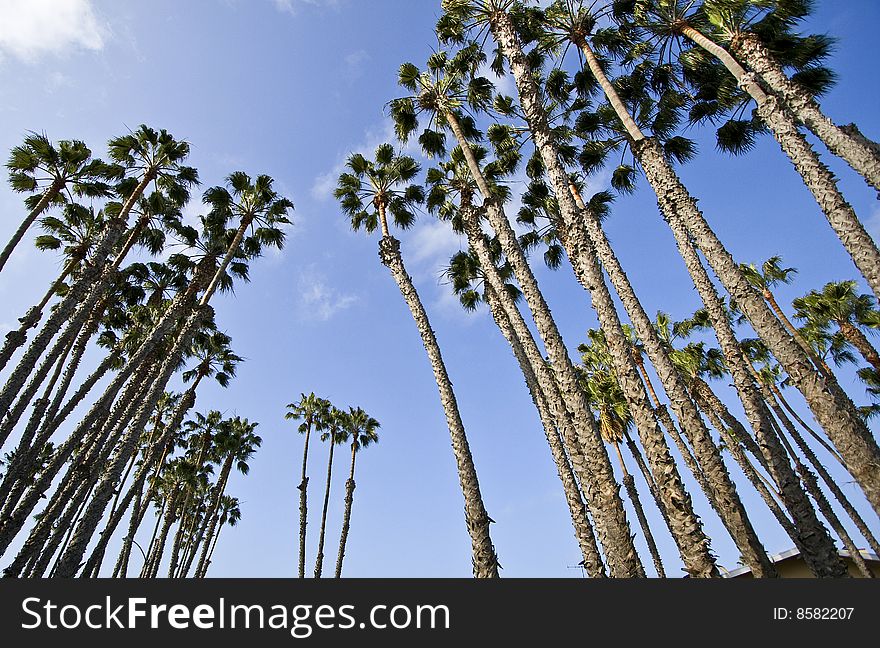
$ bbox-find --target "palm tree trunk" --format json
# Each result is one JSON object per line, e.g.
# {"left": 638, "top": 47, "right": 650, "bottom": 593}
{"left": 633, "top": 134, "right": 880, "bottom": 516}
{"left": 378, "top": 233, "right": 499, "bottom": 577}
{"left": 0, "top": 181, "right": 63, "bottom": 274}
{"left": 763, "top": 287, "right": 833, "bottom": 378}
{"left": 731, "top": 32, "right": 880, "bottom": 197}
{"left": 145, "top": 492, "right": 180, "bottom": 579}
{"left": 483, "top": 282, "right": 606, "bottom": 577}
{"left": 680, "top": 25, "right": 880, "bottom": 301}
{"left": 836, "top": 320, "right": 880, "bottom": 371}
{"left": 334, "top": 442, "right": 357, "bottom": 578}
{"left": 314, "top": 439, "right": 335, "bottom": 579}
{"left": 298, "top": 421, "right": 312, "bottom": 578}
{"left": 194, "top": 450, "right": 235, "bottom": 580}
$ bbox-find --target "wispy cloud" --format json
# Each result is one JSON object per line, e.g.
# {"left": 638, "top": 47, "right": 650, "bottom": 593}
{"left": 0, "top": 0, "right": 107, "bottom": 63}
{"left": 295, "top": 264, "right": 359, "bottom": 322}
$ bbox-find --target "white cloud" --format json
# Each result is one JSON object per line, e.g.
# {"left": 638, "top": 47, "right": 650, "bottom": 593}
{"left": 295, "top": 264, "right": 358, "bottom": 322}
{"left": 0, "top": 0, "right": 107, "bottom": 63}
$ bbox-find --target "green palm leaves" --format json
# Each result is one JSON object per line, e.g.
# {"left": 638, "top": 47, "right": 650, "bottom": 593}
{"left": 335, "top": 143, "right": 424, "bottom": 237}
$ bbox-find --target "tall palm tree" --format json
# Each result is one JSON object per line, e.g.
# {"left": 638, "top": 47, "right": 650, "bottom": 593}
{"left": 2, "top": 133, "right": 117, "bottom": 273}
{"left": 335, "top": 143, "right": 499, "bottom": 578}
{"left": 314, "top": 407, "right": 346, "bottom": 579}
{"left": 285, "top": 393, "right": 331, "bottom": 578}
{"left": 335, "top": 406, "right": 380, "bottom": 578}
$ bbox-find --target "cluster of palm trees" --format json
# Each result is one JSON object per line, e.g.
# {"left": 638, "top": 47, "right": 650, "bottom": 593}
{"left": 335, "top": 0, "right": 880, "bottom": 578}
{"left": 0, "top": 124, "right": 290, "bottom": 577}
{"left": 286, "top": 393, "right": 380, "bottom": 578}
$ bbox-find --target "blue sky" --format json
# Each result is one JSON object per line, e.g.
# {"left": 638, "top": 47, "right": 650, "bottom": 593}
{"left": 0, "top": 0, "right": 878, "bottom": 578}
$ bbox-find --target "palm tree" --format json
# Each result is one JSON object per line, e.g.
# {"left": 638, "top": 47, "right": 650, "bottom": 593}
{"left": 2, "top": 133, "right": 117, "bottom": 273}
{"left": 793, "top": 281, "right": 880, "bottom": 373}
{"left": 285, "top": 393, "right": 331, "bottom": 578}
{"left": 335, "top": 406, "right": 380, "bottom": 578}
{"left": 314, "top": 407, "right": 346, "bottom": 579}
{"left": 335, "top": 143, "right": 499, "bottom": 578}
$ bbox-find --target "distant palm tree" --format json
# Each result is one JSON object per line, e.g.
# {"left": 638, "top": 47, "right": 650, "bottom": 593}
{"left": 335, "top": 407, "right": 380, "bottom": 578}
{"left": 286, "top": 393, "right": 331, "bottom": 578}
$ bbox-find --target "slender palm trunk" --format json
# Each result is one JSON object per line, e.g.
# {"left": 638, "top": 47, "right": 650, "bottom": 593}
{"left": 731, "top": 32, "right": 880, "bottom": 197}
{"left": 334, "top": 442, "right": 358, "bottom": 578}
{"left": 313, "top": 440, "right": 335, "bottom": 579}
{"left": 836, "top": 320, "right": 880, "bottom": 371}
{"left": 763, "top": 385, "right": 880, "bottom": 559}
{"left": 763, "top": 288, "right": 833, "bottom": 378}
{"left": 378, "top": 231, "right": 499, "bottom": 577}
{"left": 680, "top": 25, "right": 880, "bottom": 300}
{"left": 298, "top": 421, "right": 313, "bottom": 578}
{"left": 194, "top": 446, "right": 236, "bottom": 580}
{"left": 200, "top": 513, "right": 228, "bottom": 578}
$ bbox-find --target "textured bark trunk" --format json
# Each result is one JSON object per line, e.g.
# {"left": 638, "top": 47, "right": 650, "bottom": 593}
{"left": 298, "top": 422, "right": 312, "bottom": 579}
{"left": 334, "top": 443, "right": 357, "bottom": 578}
{"left": 194, "top": 446, "right": 235, "bottom": 579}
{"left": 837, "top": 320, "right": 880, "bottom": 371}
{"left": 146, "top": 493, "right": 180, "bottom": 579}
{"left": 732, "top": 32, "right": 880, "bottom": 197}
{"left": 313, "top": 440, "right": 335, "bottom": 579}
{"left": 763, "top": 385, "right": 880, "bottom": 559}
{"left": 379, "top": 234, "right": 499, "bottom": 578}
{"left": 634, "top": 135, "right": 880, "bottom": 516}
{"left": 483, "top": 281, "right": 605, "bottom": 577}
{"left": 614, "top": 442, "right": 665, "bottom": 578}
{"left": 763, "top": 288, "right": 833, "bottom": 378}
